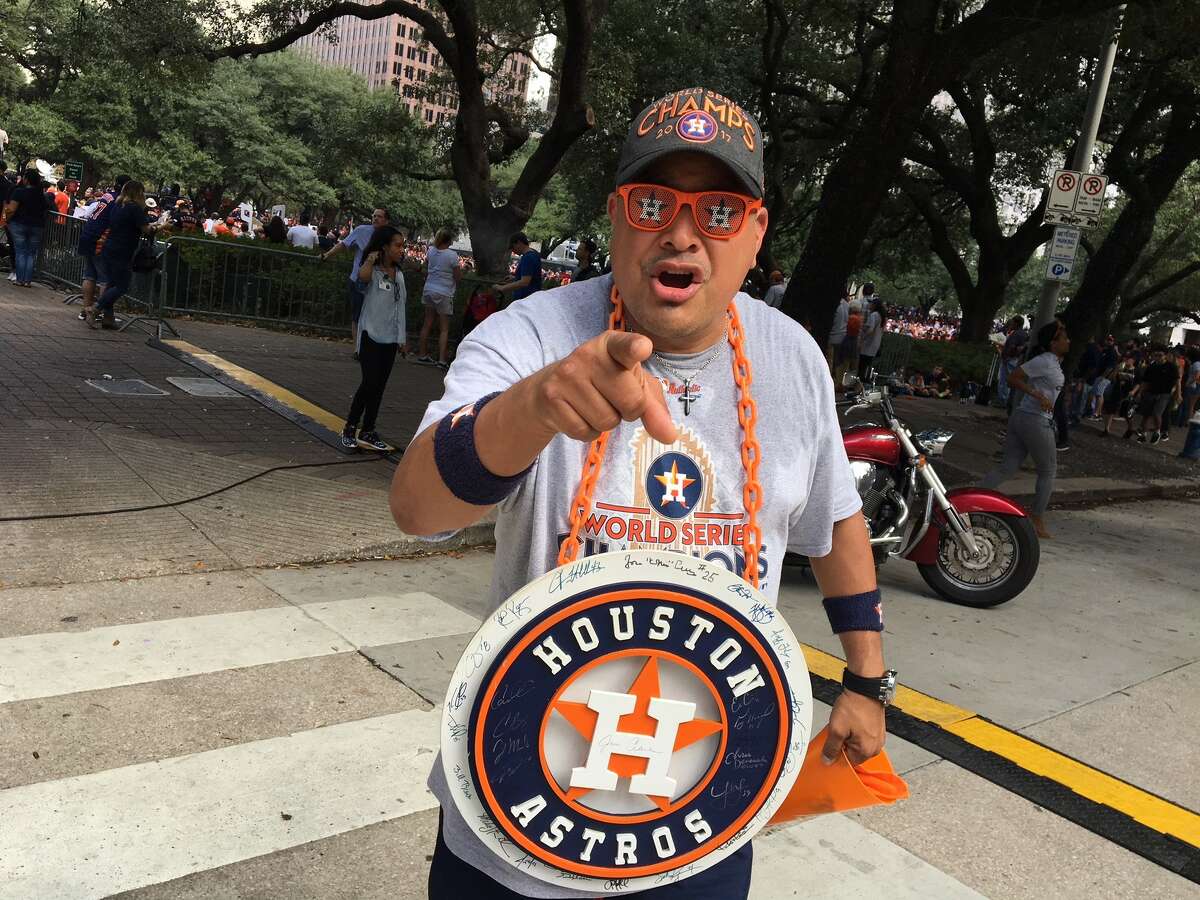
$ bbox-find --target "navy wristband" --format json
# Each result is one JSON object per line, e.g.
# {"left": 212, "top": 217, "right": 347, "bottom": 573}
{"left": 434, "top": 392, "right": 532, "bottom": 506}
{"left": 822, "top": 589, "right": 883, "bottom": 633}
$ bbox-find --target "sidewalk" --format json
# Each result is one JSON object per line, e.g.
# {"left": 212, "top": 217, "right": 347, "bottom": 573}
{"left": 857, "top": 394, "right": 1198, "bottom": 503}
{"left": 0, "top": 283, "right": 487, "bottom": 590}
{"left": 169, "top": 309, "right": 1199, "bottom": 504}
{"left": 3, "top": 280, "right": 1194, "bottom": 589}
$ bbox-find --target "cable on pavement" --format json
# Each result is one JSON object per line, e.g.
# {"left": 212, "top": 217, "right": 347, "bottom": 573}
{"left": 0, "top": 454, "right": 399, "bottom": 523}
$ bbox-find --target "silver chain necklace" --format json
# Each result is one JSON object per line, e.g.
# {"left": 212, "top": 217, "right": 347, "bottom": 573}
{"left": 652, "top": 333, "right": 727, "bottom": 415}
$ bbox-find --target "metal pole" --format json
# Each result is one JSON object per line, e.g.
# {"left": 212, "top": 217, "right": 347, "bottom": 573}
{"left": 1034, "top": 5, "right": 1126, "bottom": 330}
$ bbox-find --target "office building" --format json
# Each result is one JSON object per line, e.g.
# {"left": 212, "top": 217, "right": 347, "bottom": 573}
{"left": 294, "top": 6, "right": 532, "bottom": 126}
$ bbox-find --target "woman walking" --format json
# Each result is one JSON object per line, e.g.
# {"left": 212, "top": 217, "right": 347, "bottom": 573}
{"left": 980, "top": 320, "right": 1070, "bottom": 539}
{"left": 415, "top": 228, "right": 461, "bottom": 370}
{"left": 89, "top": 181, "right": 158, "bottom": 329}
{"left": 341, "top": 226, "right": 409, "bottom": 452}
{"left": 4, "top": 170, "right": 49, "bottom": 287}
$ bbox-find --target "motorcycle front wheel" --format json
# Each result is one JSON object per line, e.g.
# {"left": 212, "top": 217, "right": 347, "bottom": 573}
{"left": 917, "top": 512, "right": 1039, "bottom": 608}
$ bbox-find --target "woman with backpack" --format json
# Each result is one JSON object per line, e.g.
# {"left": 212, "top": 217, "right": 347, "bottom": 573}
{"left": 88, "top": 181, "right": 159, "bottom": 329}
{"left": 340, "top": 225, "right": 410, "bottom": 452}
{"left": 3, "top": 169, "right": 49, "bottom": 287}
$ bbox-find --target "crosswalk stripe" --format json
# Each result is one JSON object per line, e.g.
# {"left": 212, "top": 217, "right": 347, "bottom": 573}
{"left": 300, "top": 594, "right": 479, "bottom": 648}
{"left": 0, "top": 582, "right": 985, "bottom": 897}
{"left": 0, "top": 709, "right": 441, "bottom": 900}
{"left": 0, "top": 592, "right": 479, "bottom": 703}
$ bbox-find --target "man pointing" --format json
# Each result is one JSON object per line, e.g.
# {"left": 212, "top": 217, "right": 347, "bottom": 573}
{"left": 391, "top": 86, "right": 890, "bottom": 899}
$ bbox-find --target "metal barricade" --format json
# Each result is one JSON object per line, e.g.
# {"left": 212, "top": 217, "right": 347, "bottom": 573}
{"left": 35, "top": 213, "right": 160, "bottom": 314}
{"left": 37, "top": 214, "right": 87, "bottom": 291}
{"left": 158, "top": 237, "right": 353, "bottom": 334}
{"left": 873, "top": 332, "right": 913, "bottom": 377}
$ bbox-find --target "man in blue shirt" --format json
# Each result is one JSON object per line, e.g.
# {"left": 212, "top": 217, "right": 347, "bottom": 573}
{"left": 322, "top": 207, "right": 390, "bottom": 350}
{"left": 495, "top": 231, "right": 543, "bottom": 302}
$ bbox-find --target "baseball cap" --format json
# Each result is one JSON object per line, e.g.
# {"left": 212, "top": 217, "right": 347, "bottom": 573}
{"left": 616, "top": 87, "right": 764, "bottom": 199}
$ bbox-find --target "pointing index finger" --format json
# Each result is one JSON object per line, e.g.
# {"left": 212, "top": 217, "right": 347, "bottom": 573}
{"left": 604, "top": 330, "right": 654, "bottom": 371}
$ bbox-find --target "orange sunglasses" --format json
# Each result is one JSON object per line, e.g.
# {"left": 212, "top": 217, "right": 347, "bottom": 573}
{"left": 616, "top": 183, "right": 763, "bottom": 240}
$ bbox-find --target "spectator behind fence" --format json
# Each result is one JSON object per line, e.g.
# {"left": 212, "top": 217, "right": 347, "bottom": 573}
{"left": 416, "top": 227, "right": 461, "bottom": 371}
{"left": 858, "top": 297, "right": 885, "bottom": 379}
{"left": 980, "top": 320, "right": 1070, "bottom": 539}
{"left": 74, "top": 176, "right": 129, "bottom": 320}
{"left": 89, "top": 180, "right": 160, "bottom": 330}
{"left": 996, "top": 316, "right": 1027, "bottom": 405}
{"left": 264, "top": 215, "right": 287, "bottom": 244}
{"left": 286, "top": 212, "right": 317, "bottom": 249}
{"left": 4, "top": 169, "right": 49, "bottom": 287}
{"left": 495, "top": 232, "right": 542, "bottom": 302}
{"left": 827, "top": 291, "right": 850, "bottom": 377}
{"left": 322, "top": 207, "right": 390, "bottom": 352}
{"left": 0, "top": 162, "right": 14, "bottom": 276}
{"left": 763, "top": 269, "right": 786, "bottom": 309}
{"left": 461, "top": 285, "right": 498, "bottom": 337}
{"left": 316, "top": 223, "right": 335, "bottom": 252}
{"left": 573, "top": 238, "right": 602, "bottom": 283}
{"left": 1180, "top": 347, "right": 1200, "bottom": 427}
{"left": 1097, "top": 357, "right": 1137, "bottom": 437}
{"left": 340, "top": 225, "right": 410, "bottom": 453}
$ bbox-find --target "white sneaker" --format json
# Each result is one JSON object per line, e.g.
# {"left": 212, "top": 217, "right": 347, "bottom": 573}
{"left": 7, "top": 272, "right": 16, "bottom": 282}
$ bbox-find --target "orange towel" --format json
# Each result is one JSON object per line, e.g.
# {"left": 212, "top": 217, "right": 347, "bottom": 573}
{"left": 769, "top": 726, "right": 909, "bottom": 824}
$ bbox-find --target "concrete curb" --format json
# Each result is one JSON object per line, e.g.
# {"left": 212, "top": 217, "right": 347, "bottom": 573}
{"left": 1022, "top": 481, "right": 1199, "bottom": 510}
{"left": 255, "top": 519, "right": 499, "bottom": 568}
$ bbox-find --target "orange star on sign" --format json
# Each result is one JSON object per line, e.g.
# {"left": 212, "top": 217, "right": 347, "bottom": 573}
{"left": 553, "top": 656, "right": 724, "bottom": 810}
{"left": 653, "top": 461, "right": 695, "bottom": 504}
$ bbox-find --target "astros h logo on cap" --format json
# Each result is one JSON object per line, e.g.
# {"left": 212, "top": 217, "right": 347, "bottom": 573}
{"left": 616, "top": 87, "right": 765, "bottom": 200}
{"left": 442, "top": 550, "right": 811, "bottom": 893}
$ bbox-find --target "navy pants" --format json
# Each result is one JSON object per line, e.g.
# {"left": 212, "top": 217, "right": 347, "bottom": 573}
{"left": 96, "top": 262, "right": 133, "bottom": 314}
{"left": 428, "top": 814, "right": 754, "bottom": 899}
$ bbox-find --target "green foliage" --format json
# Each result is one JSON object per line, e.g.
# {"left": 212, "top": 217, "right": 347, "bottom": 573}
{"left": 0, "top": 49, "right": 446, "bottom": 227}
{"left": 903, "top": 337, "right": 997, "bottom": 385}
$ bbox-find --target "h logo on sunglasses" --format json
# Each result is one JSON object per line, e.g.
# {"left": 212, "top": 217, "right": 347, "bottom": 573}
{"left": 638, "top": 194, "right": 667, "bottom": 224}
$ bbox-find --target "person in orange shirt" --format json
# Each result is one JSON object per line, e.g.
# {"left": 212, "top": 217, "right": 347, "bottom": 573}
{"left": 51, "top": 181, "right": 71, "bottom": 217}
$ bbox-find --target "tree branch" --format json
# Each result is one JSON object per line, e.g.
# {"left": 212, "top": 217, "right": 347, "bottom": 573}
{"left": 507, "top": 0, "right": 601, "bottom": 214}
{"left": 1125, "top": 259, "right": 1200, "bottom": 310}
{"left": 209, "top": 0, "right": 457, "bottom": 71}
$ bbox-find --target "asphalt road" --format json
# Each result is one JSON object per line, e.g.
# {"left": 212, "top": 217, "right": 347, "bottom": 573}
{"left": 0, "top": 497, "right": 1196, "bottom": 899}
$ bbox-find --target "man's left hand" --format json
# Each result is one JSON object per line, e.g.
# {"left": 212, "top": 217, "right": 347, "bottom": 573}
{"left": 822, "top": 690, "right": 886, "bottom": 766}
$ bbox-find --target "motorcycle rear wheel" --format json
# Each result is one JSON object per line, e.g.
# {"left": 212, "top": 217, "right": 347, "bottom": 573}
{"left": 918, "top": 512, "right": 1039, "bottom": 608}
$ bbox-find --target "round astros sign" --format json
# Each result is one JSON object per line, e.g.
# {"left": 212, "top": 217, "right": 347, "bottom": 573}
{"left": 441, "top": 549, "right": 811, "bottom": 892}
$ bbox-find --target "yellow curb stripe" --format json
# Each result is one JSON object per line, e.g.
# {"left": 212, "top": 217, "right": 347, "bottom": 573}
{"left": 163, "top": 339, "right": 347, "bottom": 434}
{"left": 800, "top": 642, "right": 1199, "bottom": 847}
{"left": 944, "top": 717, "right": 1200, "bottom": 845}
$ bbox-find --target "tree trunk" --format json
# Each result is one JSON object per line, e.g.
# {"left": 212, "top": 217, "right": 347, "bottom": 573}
{"left": 783, "top": 0, "right": 943, "bottom": 344}
{"left": 957, "top": 284, "right": 1005, "bottom": 342}
{"left": 463, "top": 200, "right": 521, "bottom": 278}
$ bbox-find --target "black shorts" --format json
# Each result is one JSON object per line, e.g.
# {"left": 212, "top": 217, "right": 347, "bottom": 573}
{"left": 1137, "top": 392, "right": 1170, "bottom": 419}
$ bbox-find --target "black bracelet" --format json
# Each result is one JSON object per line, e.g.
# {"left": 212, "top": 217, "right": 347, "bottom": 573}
{"left": 433, "top": 392, "right": 532, "bottom": 506}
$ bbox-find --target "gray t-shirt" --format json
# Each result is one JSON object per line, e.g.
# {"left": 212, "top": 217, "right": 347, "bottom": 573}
{"left": 413, "top": 273, "right": 861, "bottom": 897}
{"left": 356, "top": 267, "right": 406, "bottom": 349}
{"left": 1014, "top": 351, "right": 1065, "bottom": 419}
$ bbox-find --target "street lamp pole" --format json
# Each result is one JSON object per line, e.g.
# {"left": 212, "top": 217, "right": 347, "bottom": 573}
{"left": 1033, "top": 5, "right": 1126, "bottom": 330}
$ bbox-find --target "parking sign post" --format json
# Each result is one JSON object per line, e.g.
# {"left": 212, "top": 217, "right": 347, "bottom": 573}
{"left": 1033, "top": 6, "right": 1125, "bottom": 330}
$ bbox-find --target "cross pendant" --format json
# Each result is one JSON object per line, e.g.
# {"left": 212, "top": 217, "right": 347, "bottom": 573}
{"left": 678, "top": 380, "right": 696, "bottom": 415}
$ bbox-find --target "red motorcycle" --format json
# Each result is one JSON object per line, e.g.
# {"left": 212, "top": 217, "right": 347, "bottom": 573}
{"left": 825, "top": 375, "right": 1040, "bottom": 607}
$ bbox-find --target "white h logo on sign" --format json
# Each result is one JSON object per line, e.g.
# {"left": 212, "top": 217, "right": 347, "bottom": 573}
{"left": 568, "top": 689, "right": 696, "bottom": 798}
